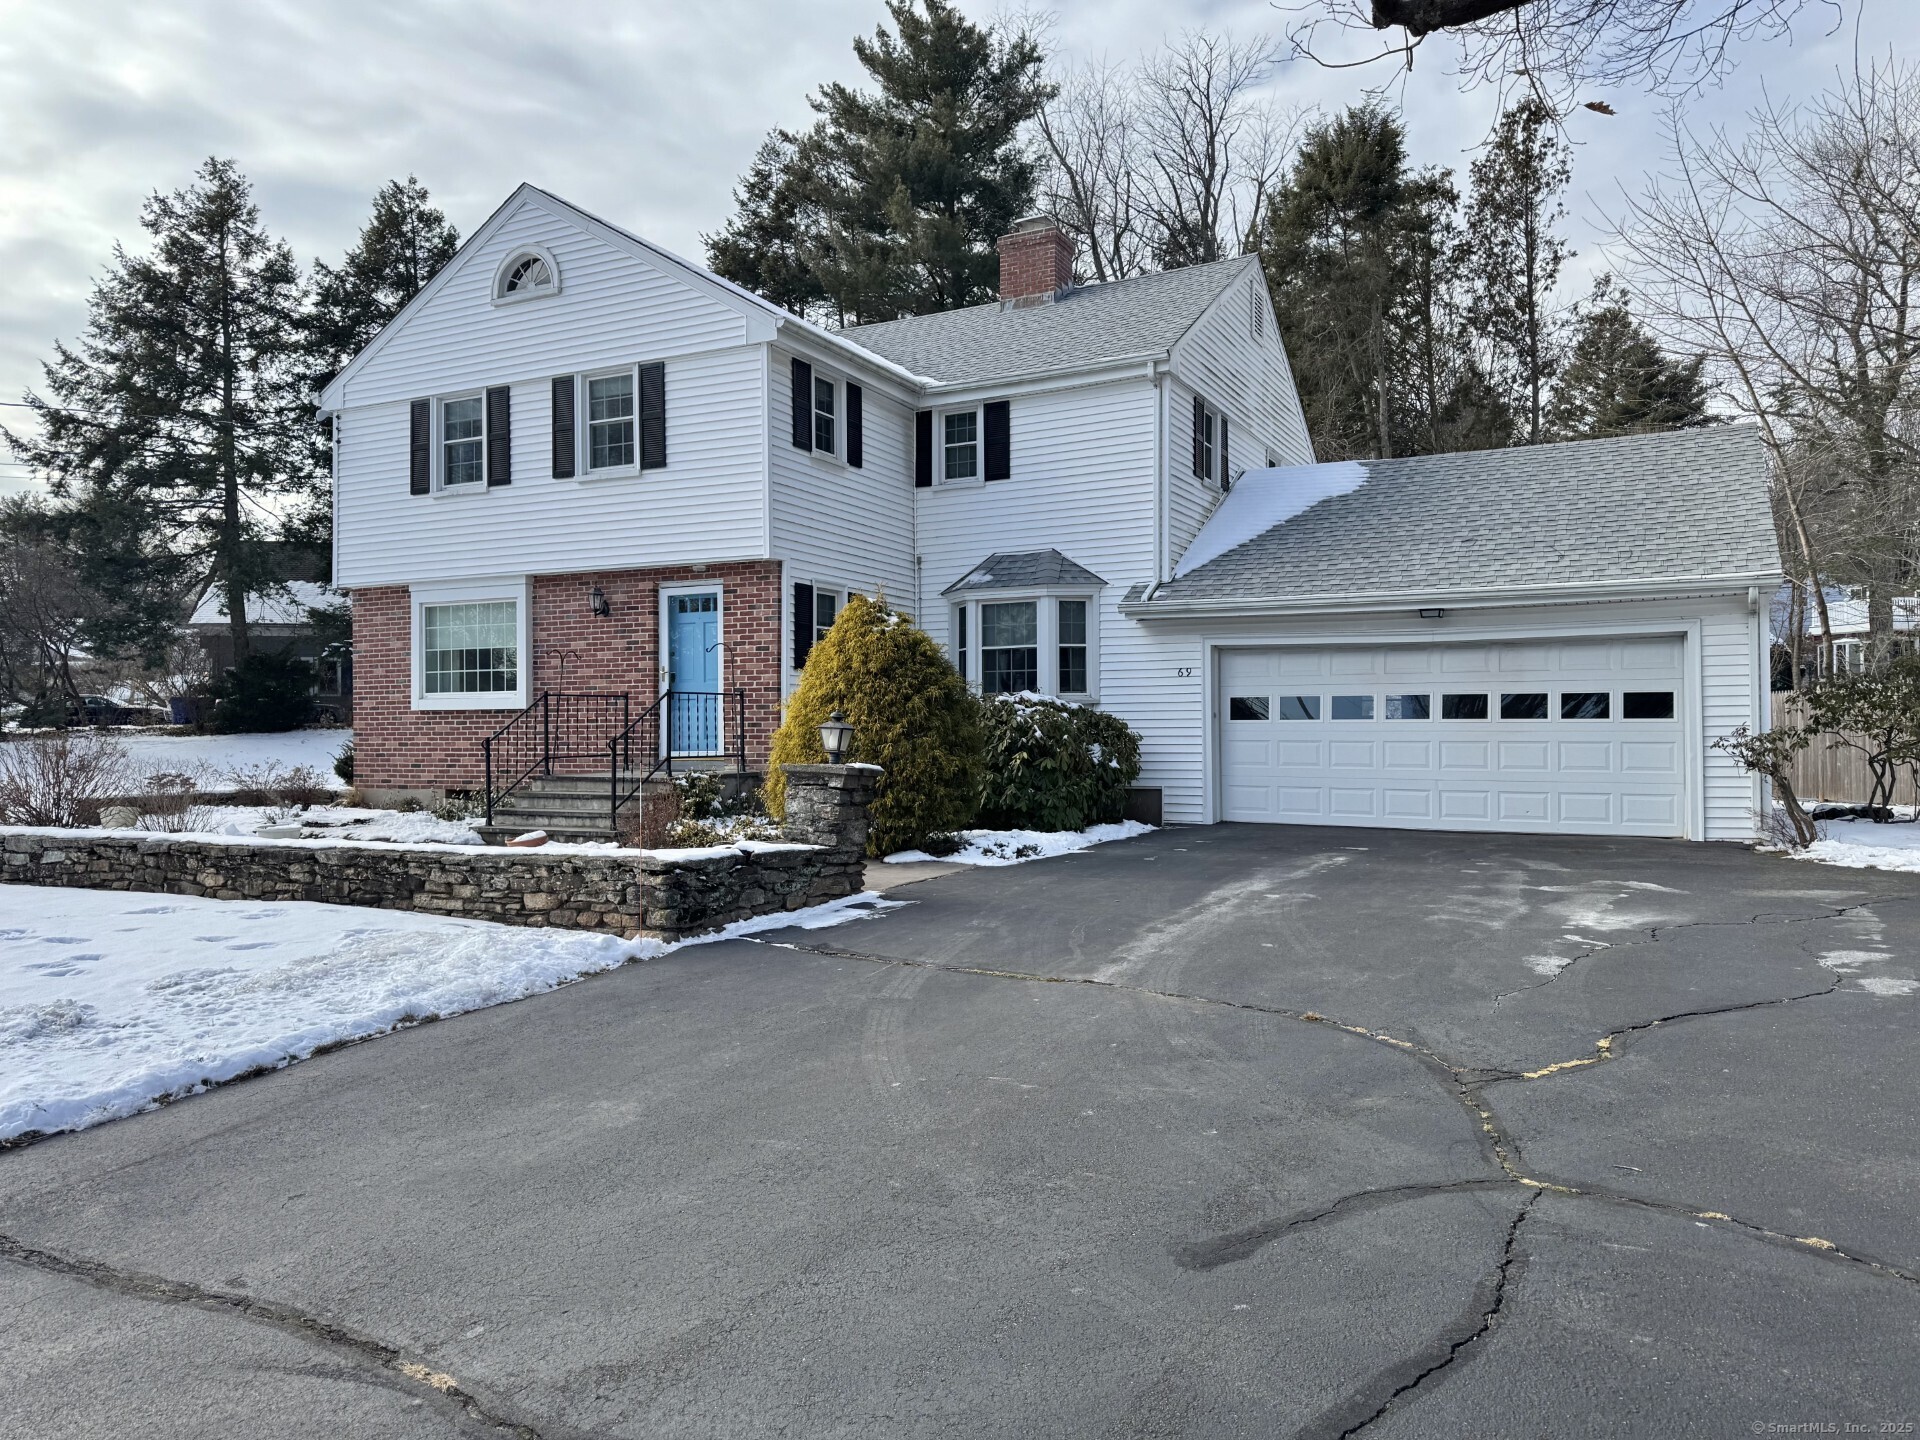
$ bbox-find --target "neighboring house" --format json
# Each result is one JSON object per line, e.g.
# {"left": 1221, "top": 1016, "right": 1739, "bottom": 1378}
{"left": 319, "top": 183, "right": 1780, "bottom": 841}
{"left": 188, "top": 581, "right": 354, "bottom": 721}
{"left": 1771, "top": 587, "right": 1918, "bottom": 679}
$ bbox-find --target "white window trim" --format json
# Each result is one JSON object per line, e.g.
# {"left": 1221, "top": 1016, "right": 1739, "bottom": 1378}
{"left": 435, "top": 392, "right": 487, "bottom": 494}
{"left": 410, "top": 577, "right": 531, "bottom": 711}
{"left": 941, "top": 406, "right": 982, "bottom": 484}
{"left": 1194, "top": 399, "right": 1218, "bottom": 484}
{"left": 810, "top": 371, "right": 843, "bottom": 463}
{"left": 951, "top": 589, "right": 1099, "bottom": 701}
{"left": 491, "top": 245, "right": 561, "bottom": 306}
{"left": 578, "top": 365, "right": 642, "bottom": 479}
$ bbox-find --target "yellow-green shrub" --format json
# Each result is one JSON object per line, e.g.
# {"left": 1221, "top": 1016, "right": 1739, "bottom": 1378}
{"left": 766, "top": 594, "right": 983, "bottom": 856}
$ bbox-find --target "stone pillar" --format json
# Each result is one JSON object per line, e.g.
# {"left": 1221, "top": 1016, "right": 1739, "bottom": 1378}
{"left": 780, "top": 763, "right": 884, "bottom": 854}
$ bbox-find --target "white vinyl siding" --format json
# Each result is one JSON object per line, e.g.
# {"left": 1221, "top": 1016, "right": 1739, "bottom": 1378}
{"left": 1165, "top": 262, "right": 1313, "bottom": 570}
{"left": 915, "top": 375, "right": 1156, "bottom": 711}
{"left": 333, "top": 200, "right": 768, "bottom": 587}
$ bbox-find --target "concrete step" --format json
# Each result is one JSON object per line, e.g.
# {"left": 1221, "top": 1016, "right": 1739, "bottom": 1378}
{"left": 475, "top": 822, "right": 619, "bottom": 845}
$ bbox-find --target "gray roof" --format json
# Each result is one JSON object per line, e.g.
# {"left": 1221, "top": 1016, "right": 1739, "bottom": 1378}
{"left": 1151, "top": 426, "right": 1781, "bottom": 605}
{"left": 843, "top": 256, "right": 1256, "bottom": 387}
{"left": 942, "top": 549, "right": 1108, "bottom": 596}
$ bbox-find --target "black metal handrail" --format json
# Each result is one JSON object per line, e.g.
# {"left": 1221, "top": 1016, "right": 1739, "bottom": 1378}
{"left": 482, "top": 690, "right": 631, "bottom": 824}
{"left": 607, "top": 688, "right": 748, "bottom": 832}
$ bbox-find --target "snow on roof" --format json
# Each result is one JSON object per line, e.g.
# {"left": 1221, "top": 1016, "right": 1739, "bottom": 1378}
{"left": 189, "top": 581, "right": 340, "bottom": 628}
{"left": 1153, "top": 427, "right": 1780, "bottom": 605}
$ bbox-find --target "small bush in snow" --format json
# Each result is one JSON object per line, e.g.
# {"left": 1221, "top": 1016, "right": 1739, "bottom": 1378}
{"left": 0, "top": 732, "right": 138, "bottom": 827}
{"left": 432, "top": 791, "right": 481, "bottom": 823}
{"left": 975, "top": 694, "right": 1142, "bottom": 833}
{"left": 210, "top": 651, "right": 317, "bottom": 733}
{"left": 767, "top": 594, "right": 984, "bottom": 857}
{"left": 334, "top": 741, "right": 354, "bottom": 784}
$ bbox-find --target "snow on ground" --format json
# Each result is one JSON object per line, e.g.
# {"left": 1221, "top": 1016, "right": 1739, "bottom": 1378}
{"left": 885, "top": 820, "right": 1154, "bottom": 867}
{"left": 0, "top": 885, "right": 903, "bottom": 1143}
{"left": 168, "top": 803, "right": 486, "bottom": 846}
{"left": 116, "top": 728, "right": 352, "bottom": 790}
{"left": 1795, "top": 817, "right": 1920, "bottom": 874}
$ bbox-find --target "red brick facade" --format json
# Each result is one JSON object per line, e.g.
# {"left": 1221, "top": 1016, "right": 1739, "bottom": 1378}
{"left": 351, "top": 560, "right": 784, "bottom": 794}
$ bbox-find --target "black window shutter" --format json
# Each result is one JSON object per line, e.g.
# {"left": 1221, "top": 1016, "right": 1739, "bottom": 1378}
{"left": 790, "top": 358, "right": 813, "bottom": 451}
{"left": 983, "top": 399, "right": 1011, "bottom": 481}
{"left": 915, "top": 410, "right": 933, "bottom": 487}
{"left": 846, "top": 382, "right": 864, "bottom": 468}
{"left": 793, "top": 582, "right": 815, "bottom": 669}
{"left": 638, "top": 362, "right": 667, "bottom": 470}
{"left": 1191, "top": 395, "right": 1206, "bottom": 479}
{"left": 485, "top": 386, "right": 512, "bottom": 486}
{"left": 551, "top": 376, "right": 576, "bottom": 478}
{"left": 1219, "top": 412, "right": 1230, "bottom": 491}
{"left": 408, "top": 399, "right": 431, "bottom": 494}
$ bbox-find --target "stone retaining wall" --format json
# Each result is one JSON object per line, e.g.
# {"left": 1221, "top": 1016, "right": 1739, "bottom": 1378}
{"left": 0, "top": 765, "right": 883, "bottom": 941}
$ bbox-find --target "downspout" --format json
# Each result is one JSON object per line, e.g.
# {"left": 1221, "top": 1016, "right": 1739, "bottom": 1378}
{"left": 1151, "top": 359, "right": 1168, "bottom": 595}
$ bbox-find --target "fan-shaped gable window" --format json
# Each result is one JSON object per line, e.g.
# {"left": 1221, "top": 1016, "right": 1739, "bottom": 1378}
{"left": 492, "top": 246, "right": 559, "bottom": 304}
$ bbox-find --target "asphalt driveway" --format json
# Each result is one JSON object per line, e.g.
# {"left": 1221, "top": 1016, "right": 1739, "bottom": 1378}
{"left": 2, "top": 824, "right": 1917, "bottom": 1437}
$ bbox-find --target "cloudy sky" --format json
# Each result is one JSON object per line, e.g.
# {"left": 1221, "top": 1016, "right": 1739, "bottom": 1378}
{"left": 0, "top": 0, "right": 1907, "bottom": 495}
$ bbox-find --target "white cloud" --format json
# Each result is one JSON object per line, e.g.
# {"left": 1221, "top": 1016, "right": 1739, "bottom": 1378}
{"left": 0, "top": 0, "right": 1908, "bottom": 496}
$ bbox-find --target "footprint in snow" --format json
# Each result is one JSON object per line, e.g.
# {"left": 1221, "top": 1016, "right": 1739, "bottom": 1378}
{"left": 37, "top": 936, "right": 88, "bottom": 945}
{"left": 225, "top": 941, "right": 279, "bottom": 951}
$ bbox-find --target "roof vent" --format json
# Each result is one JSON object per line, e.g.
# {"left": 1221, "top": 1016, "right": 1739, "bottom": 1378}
{"left": 997, "top": 216, "right": 1075, "bottom": 309}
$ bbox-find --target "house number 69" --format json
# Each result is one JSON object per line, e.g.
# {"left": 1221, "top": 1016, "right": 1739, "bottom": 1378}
{"left": 1175, "top": 667, "right": 1195, "bottom": 678}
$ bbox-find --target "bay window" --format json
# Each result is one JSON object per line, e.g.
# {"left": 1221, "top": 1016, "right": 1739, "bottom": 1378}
{"left": 951, "top": 593, "right": 1097, "bottom": 699}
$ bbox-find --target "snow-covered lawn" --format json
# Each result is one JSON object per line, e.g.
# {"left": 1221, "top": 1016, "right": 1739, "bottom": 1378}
{"left": 1795, "top": 817, "right": 1920, "bottom": 874}
{"left": 115, "top": 728, "right": 351, "bottom": 790}
{"left": 885, "top": 820, "right": 1154, "bottom": 867}
{"left": 0, "top": 884, "right": 901, "bottom": 1143}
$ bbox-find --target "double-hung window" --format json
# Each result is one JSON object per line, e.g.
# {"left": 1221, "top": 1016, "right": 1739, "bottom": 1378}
{"left": 587, "top": 372, "right": 636, "bottom": 471}
{"left": 813, "top": 588, "right": 839, "bottom": 646}
{"left": 442, "top": 396, "right": 484, "bottom": 486}
{"left": 944, "top": 410, "right": 979, "bottom": 481}
{"left": 813, "top": 376, "right": 837, "bottom": 455}
{"left": 980, "top": 601, "right": 1038, "bottom": 694}
{"left": 1197, "top": 407, "right": 1215, "bottom": 481}
{"left": 1056, "top": 599, "right": 1088, "bottom": 695}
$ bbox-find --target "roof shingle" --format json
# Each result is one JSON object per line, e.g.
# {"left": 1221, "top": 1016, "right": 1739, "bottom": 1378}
{"left": 1152, "top": 426, "right": 1781, "bottom": 604}
{"left": 843, "top": 257, "right": 1256, "bottom": 387}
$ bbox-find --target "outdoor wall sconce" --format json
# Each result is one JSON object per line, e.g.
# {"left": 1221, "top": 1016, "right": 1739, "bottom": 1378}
{"left": 590, "top": 586, "right": 611, "bottom": 618}
{"left": 819, "top": 710, "right": 854, "bottom": 764}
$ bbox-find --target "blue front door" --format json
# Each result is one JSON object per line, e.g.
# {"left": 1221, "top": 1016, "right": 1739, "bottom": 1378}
{"left": 667, "top": 592, "right": 721, "bottom": 754}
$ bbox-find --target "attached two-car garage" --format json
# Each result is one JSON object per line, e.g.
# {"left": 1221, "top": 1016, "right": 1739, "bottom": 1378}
{"left": 1217, "top": 638, "right": 1688, "bottom": 837}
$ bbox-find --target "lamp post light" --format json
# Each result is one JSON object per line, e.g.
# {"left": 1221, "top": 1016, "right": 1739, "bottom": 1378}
{"left": 819, "top": 710, "right": 854, "bottom": 765}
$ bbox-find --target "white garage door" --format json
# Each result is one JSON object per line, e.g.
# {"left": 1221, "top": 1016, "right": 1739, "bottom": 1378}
{"left": 1219, "top": 638, "right": 1687, "bottom": 836}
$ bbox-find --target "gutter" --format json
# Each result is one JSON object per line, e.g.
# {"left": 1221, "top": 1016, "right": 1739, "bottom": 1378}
{"left": 1119, "top": 571, "right": 1787, "bottom": 620}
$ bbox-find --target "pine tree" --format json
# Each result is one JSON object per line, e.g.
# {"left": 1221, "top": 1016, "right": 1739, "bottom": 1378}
{"left": 1465, "top": 99, "right": 1574, "bottom": 445}
{"left": 1548, "top": 276, "right": 1714, "bottom": 439}
{"left": 2, "top": 158, "right": 316, "bottom": 664}
{"left": 308, "top": 176, "right": 459, "bottom": 386}
{"left": 707, "top": 1, "right": 1051, "bottom": 323}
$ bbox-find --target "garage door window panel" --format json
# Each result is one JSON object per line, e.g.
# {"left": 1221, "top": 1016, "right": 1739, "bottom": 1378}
{"left": 1229, "top": 696, "right": 1270, "bottom": 720}
{"left": 1561, "top": 692, "right": 1611, "bottom": 720}
{"left": 1331, "top": 695, "right": 1374, "bottom": 720}
{"left": 1386, "top": 694, "right": 1431, "bottom": 720}
{"left": 1441, "top": 693, "right": 1489, "bottom": 720}
{"left": 1623, "top": 691, "right": 1676, "bottom": 720}
{"left": 1501, "top": 692, "right": 1550, "bottom": 720}
{"left": 1276, "top": 696, "right": 1320, "bottom": 720}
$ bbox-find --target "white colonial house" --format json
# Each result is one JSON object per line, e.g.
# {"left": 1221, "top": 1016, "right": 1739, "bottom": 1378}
{"left": 319, "top": 182, "right": 1781, "bottom": 842}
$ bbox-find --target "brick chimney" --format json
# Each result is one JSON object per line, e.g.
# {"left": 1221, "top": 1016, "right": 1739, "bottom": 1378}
{"left": 997, "top": 216, "right": 1075, "bottom": 308}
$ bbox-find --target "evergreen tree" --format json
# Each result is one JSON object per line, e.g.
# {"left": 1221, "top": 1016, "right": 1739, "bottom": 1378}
{"left": 1548, "top": 276, "right": 1714, "bottom": 439}
{"left": 308, "top": 176, "right": 459, "bottom": 386}
{"left": 707, "top": 1, "right": 1050, "bottom": 323}
{"left": 703, "top": 135, "right": 828, "bottom": 319}
{"left": 2, "top": 158, "right": 316, "bottom": 664}
{"left": 1465, "top": 99, "right": 1574, "bottom": 445}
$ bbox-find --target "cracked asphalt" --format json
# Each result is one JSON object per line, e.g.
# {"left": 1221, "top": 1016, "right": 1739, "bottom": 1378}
{"left": 2, "top": 823, "right": 1917, "bottom": 1437}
